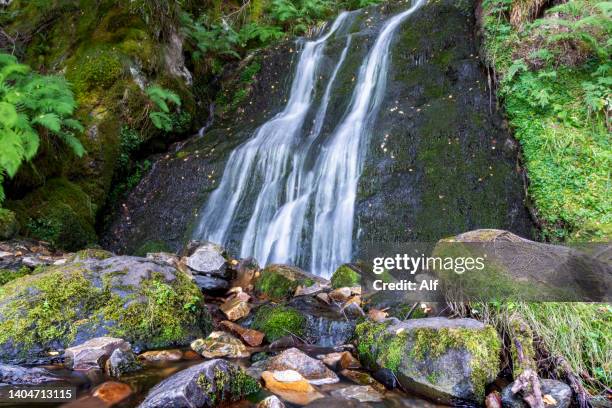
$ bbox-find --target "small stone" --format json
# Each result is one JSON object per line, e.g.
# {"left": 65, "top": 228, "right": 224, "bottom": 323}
{"left": 367, "top": 308, "right": 388, "bottom": 322}
{"left": 193, "top": 274, "right": 229, "bottom": 292}
{"left": 220, "top": 320, "right": 265, "bottom": 347}
{"left": 315, "top": 293, "right": 330, "bottom": 304}
{"left": 339, "top": 352, "right": 361, "bottom": 370}
{"left": 220, "top": 297, "right": 250, "bottom": 321}
{"left": 105, "top": 347, "right": 140, "bottom": 377}
{"left": 330, "top": 385, "right": 383, "bottom": 402}
{"left": 372, "top": 368, "right": 398, "bottom": 390}
{"left": 295, "top": 282, "right": 325, "bottom": 296}
{"left": 485, "top": 391, "right": 502, "bottom": 408}
{"left": 329, "top": 287, "right": 352, "bottom": 302}
{"left": 65, "top": 337, "right": 129, "bottom": 370}
{"left": 185, "top": 242, "right": 228, "bottom": 277}
{"left": 340, "top": 369, "right": 386, "bottom": 393}
{"left": 93, "top": 381, "right": 133, "bottom": 406}
{"left": 267, "top": 348, "right": 339, "bottom": 385}
{"left": 261, "top": 371, "right": 323, "bottom": 406}
{"left": 257, "top": 395, "right": 286, "bottom": 408}
{"left": 191, "top": 331, "right": 250, "bottom": 359}
{"left": 138, "top": 349, "right": 183, "bottom": 363}
{"left": 317, "top": 352, "right": 343, "bottom": 369}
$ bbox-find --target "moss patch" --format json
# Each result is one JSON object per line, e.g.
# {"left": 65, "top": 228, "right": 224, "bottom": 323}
{"left": 251, "top": 304, "right": 306, "bottom": 342}
{"left": 0, "top": 262, "right": 211, "bottom": 361}
{"left": 0, "top": 267, "right": 31, "bottom": 286}
{"left": 134, "top": 240, "right": 171, "bottom": 257}
{"left": 254, "top": 269, "right": 298, "bottom": 302}
{"left": 7, "top": 178, "right": 96, "bottom": 251}
{"left": 0, "top": 209, "right": 19, "bottom": 240}
{"left": 331, "top": 265, "right": 361, "bottom": 289}
{"left": 197, "top": 365, "right": 260, "bottom": 405}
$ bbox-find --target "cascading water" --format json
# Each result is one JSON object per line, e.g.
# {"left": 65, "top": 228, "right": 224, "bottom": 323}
{"left": 194, "top": 0, "right": 425, "bottom": 277}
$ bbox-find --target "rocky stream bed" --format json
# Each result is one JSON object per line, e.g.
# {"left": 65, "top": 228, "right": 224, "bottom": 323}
{"left": 0, "top": 233, "right": 597, "bottom": 408}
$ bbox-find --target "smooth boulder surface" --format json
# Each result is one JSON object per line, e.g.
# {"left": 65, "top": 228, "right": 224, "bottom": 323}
{"left": 190, "top": 332, "right": 250, "bottom": 359}
{"left": 185, "top": 242, "right": 229, "bottom": 278}
{"left": 0, "top": 253, "right": 212, "bottom": 363}
{"left": 266, "top": 348, "right": 339, "bottom": 385}
{"left": 435, "top": 229, "right": 611, "bottom": 301}
{"left": 138, "top": 359, "right": 259, "bottom": 408}
{"left": 501, "top": 379, "right": 572, "bottom": 408}
{"left": 355, "top": 317, "right": 501, "bottom": 404}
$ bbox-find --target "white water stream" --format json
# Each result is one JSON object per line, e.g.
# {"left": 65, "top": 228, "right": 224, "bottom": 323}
{"left": 194, "top": 0, "right": 425, "bottom": 277}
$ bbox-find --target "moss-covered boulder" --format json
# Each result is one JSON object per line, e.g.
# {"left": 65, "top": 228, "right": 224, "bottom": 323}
{"left": 0, "top": 254, "right": 212, "bottom": 363}
{"left": 251, "top": 304, "right": 306, "bottom": 343}
{"left": 139, "top": 359, "right": 260, "bottom": 408}
{"left": 0, "top": 209, "right": 18, "bottom": 240}
{"left": 254, "top": 264, "right": 327, "bottom": 302}
{"left": 7, "top": 178, "right": 96, "bottom": 251}
{"left": 354, "top": 317, "right": 501, "bottom": 404}
{"left": 433, "top": 229, "right": 611, "bottom": 302}
{"left": 331, "top": 264, "right": 361, "bottom": 289}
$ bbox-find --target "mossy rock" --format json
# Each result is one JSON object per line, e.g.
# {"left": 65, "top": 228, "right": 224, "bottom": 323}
{"left": 331, "top": 264, "right": 361, "bottom": 289}
{"left": 354, "top": 317, "right": 501, "bottom": 404}
{"left": 69, "top": 248, "right": 114, "bottom": 262}
{"left": 135, "top": 240, "right": 172, "bottom": 257}
{"left": 251, "top": 304, "right": 306, "bottom": 343}
{"left": 254, "top": 264, "right": 326, "bottom": 302}
{"left": 7, "top": 178, "right": 96, "bottom": 251}
{"left": 0, "top": 255, "right": 212, "bottom": 363}
{"left": 0, "top": 209, "right": 19, "bottom": 240}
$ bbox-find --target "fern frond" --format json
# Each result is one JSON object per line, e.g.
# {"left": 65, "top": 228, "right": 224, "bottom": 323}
{"left": 32, "top": 113, "right": 61, "bottom": 133}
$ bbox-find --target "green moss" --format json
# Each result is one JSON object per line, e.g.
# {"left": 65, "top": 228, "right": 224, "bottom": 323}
{"left": 67, "top": 46, "right": 124, "bottom": 96}
{"left": 411, "top": 327, "right": 501, "bottom": 398}
{"left": 355, "top": 320, "right": 501, "bottom": 400}
{"left": 7, "top": 178, "right": 96, "bottom": 251}
{"left": 197, "top": 364, "right": 260, "bottom": 405}
{"left": 254, "top": 270, "right": 298, "bottom": 302}
{"left": 70, "top": 248, "right": 114, "bottom": 262}
{"left": 0, "top": 209, "right": 19, "bottom": 240}
{"left": 0, "top": 264, "right": 211, "bottom": 360}
{"left": 0, "top": 267, "right": 31, "bottom": 286}
{"left": 252, "top": 305, "right": 306, "bottom": 342}
{"left": 134, "top": 240, "right": 171, "bottom": 257}
{"left": 331, "top": 265, "right": 361, "bottom": 289}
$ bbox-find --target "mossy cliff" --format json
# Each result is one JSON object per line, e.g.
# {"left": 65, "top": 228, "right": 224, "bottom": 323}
{"left": 355, "top": 317, "right": 501, "bottom": 404}
{"left": 0, "top": 253, "right": 212, "bottom": 363}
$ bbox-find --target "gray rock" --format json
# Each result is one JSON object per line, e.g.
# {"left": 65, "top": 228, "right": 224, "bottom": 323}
{"left": 185, "top": 242, "right": 228, "bottom": 278}
{"left": 355, "top": 317, "right": 501, "bottom": 404}
{"left": 106, "top": 347, "right": 141, "bottom": 378}
{"left": 0, "top": 363, "right": 60, "bottom": 385}
{"left": 501, "top": 379, "right": 572, "bottom": 408}
{"left": 138, "top": 359, "right": 259, "bottom": 408}
{"left": 193, "top": 274, "right": 229, "bottom": 291}
{"left": 65, "top": 337, "right": 129, "bottom": 370}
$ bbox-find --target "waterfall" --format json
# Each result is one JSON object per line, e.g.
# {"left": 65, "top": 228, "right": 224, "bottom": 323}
{"left": 194, "top": 0, "right": 425, "bottom": 277}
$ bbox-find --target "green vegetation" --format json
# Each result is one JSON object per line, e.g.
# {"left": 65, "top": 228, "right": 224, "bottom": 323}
{"left": 197, "top": 365, "right": 260, "bottom": 405}
{"left": 0, "top": 208, "right": 18, "bottom": 239}
{"left": 254, "top": 268, "right": 299, "bottom": 301}
{"left": 0, "top": 53, "right": 84, "bottom": 203}
{"left": 134, "top": 240, "right": 171, "bottom": 256}
{"left": 0, "top": 263, "right": 211, "bottom": 359}
{"left": 146, "top": 85, "right": 183, "bottom": 131}
{"left": 476, "top": 302, "right": 611, "bottom": 396}
{"left": 331, "top": 264, "right": 361, "bottom": 288}
{"left": 481, "top": 0, "right": 611, "bottom": 241}
{"left": 0, "top": 266, "right": 31, "bottom": 286}
{"left": 252, "top": 304, "right": 306, "bottom": 342}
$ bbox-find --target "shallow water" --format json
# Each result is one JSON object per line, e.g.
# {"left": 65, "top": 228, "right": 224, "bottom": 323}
{"left": 0, "top": 348, "right": 445, "bottom": 408}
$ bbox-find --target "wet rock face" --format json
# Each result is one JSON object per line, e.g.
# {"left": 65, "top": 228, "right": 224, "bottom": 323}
{"left": 354, "top": 317, "right": 501, "bottom": 404}
{"left": 138, "top": 359, "right": 260, "bottom": 408}
{"left": 66, "top": 337, "right": 128, "bottom": 371}
{"left": 102, "top": 43, "right": 297, "bottom": 255}
{"left": 355, "top": 0, "right": 534, "bottom": 248}
{"left": 0, "top": 363, "right": 61, "bottom": 385}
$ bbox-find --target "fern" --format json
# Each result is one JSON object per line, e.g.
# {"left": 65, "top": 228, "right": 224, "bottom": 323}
{"left": 145, "top": 85, "right": 182, "bottom": 131}
{"left": 0, "top": 53, "right": 84, "bottom": 203}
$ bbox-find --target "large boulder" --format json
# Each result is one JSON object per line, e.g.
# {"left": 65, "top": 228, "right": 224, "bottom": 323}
{"left": 354, "top": 317, "right": 501, "bottom": 404}
{"left": 254, "top": 264, "right": 327, "bottom": 302}
{"left": 138, "top": 359, "right": 260, "bottom": 408}
{"left": 434, "top": 229, "right": 611, "bottom": 302}
{"left": 265, "top": 348, "right": 339, "bottom": 385}
{"left": 0, "top": 254, "right": 212, "bottom": 363}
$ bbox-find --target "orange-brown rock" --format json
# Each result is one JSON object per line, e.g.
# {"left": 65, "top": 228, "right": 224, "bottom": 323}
{"left": 220, "top": 320, "right": 265, "bottom": 347}
{"left": 261, "top": 370, "right": 323, "bottom": 406}
{"left": 92, "top": 381, "right": 133, "bottom": 406}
